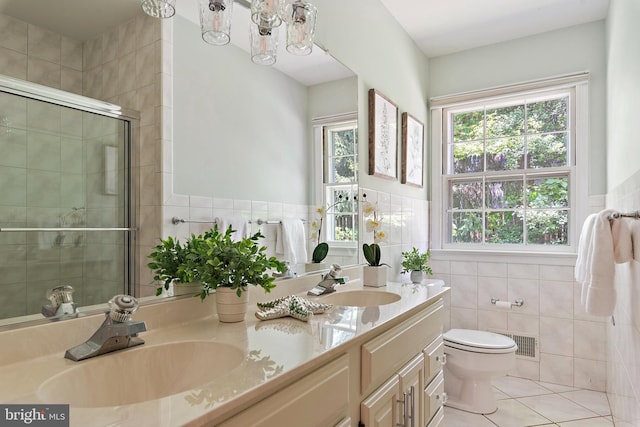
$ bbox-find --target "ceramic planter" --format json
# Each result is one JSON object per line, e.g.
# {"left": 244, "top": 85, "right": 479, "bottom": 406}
{"left": 363, "top": 265, "right": 387, "bottom": 288}
{"left": 410, "top": 270, "right": 424, "bottom": 284}
{"left": 215, "top": 287, "right": 249, "bottom": 323}
{"left": 305, "top": 262, "right": 327, "bottom": 273}
{"left": 173, "top": 281, "right": 203, "bottom": 296}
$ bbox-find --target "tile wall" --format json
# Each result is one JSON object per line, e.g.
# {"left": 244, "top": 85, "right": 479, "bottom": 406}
{"left": 605, "top": 169, "right": 640, "bottom": 426}
{"left": 430, "top": 196, "right": 609, "bottom": 392}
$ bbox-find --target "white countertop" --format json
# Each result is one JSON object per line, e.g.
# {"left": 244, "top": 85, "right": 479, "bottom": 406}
{"left": 0, "top": 275, "right": 448, "bottom": 427}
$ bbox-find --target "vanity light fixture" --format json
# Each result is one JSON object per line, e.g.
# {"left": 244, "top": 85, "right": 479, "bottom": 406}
{"left": 141, "top": 0, "right": 317, "bottom": 65}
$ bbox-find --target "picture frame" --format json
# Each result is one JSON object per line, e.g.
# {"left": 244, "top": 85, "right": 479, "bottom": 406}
{"left": 401, "top": 112, "right": 424, "bottom": 187}
{"left": 368, "top": 88, "right": 398, "bottom": 180}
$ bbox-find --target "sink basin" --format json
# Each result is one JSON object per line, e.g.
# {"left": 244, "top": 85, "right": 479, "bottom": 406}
{"left": 38, "top": 341, "right": 243, "bottom": 407}
{"left": 319, "top": 290, "right": 401, "bottom": 307}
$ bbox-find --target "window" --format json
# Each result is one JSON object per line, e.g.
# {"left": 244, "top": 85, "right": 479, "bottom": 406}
{"left": 432, "top": 77, "right": 588, "bottom": 252}
{"left": 323, "top": 121, "right": 358, "bottom": 244}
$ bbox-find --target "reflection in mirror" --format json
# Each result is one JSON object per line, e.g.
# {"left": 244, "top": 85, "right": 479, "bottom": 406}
{"left": 172, "top": 2, "right": 359, "bottom": 277}
{"left": 0, "top": 76, "right": 136, "bottom": 326}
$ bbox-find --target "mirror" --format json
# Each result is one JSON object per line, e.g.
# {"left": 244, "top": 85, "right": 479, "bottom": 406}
{"left": 0, "top": 0, "right": 359, "bottom": 327}
{"left": 171, "top": 2, "right": 359, "bottom": 276}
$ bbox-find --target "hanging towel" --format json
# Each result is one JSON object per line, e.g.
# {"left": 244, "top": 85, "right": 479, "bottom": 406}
{"left": 631, "top": 220, "right": 640, "bottom": 262}
{"left": 578, "top": 209, "right": 616, "bottom": 316}
{"left": 276, "top": 219, "right": 308, "bottom": 265}
{"left": 612, "top": 217, "right": 633, "bottom": 263}
{"left": 215, "top": 215, "right": 250, "bottom": 242}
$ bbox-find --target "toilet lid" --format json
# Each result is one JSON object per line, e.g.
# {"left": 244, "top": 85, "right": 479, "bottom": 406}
{"left": 443, "top": 329, "right": 517, "bottom": 354}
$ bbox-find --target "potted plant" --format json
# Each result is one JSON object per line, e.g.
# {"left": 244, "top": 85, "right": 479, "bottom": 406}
{"left": 195, "top": 226, "right": 286, "bottom": 322}
{"left": 401, "top": 247, "right": 433, "bottom": 284}
{"left": 147, "top": 235, "right": 202, "bottom": 297}
{"left": 361, "top": 196, "right": 388, "bottom": 287}
{"left": 307, "top": 195, "right": 350, "bottom": 272}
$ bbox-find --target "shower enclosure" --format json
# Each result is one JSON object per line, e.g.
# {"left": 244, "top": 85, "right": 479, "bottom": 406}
{"left": 0, "top": 75, "right": 137, "bottom": 321}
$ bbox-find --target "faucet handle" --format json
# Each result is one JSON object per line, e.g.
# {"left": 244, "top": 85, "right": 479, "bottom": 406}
{"left": 108, "top": 294, "right": 140, "bottom": 323}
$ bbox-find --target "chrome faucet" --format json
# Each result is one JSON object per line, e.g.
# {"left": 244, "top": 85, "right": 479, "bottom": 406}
{"left": 42, "top": 285, "right": 78, "bottom": 319}
{"left": 307, "top": 264, "right": 345, "bottom": 296}
{"left": 64, "top": 294, "right": 147, "bottom": 362}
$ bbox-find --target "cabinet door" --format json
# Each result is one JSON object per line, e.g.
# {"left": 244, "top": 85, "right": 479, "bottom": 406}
{"left": 398, "top": 354, "right": 425, "bottom": 427}
{"left": 361, "top": 375, "right": 400, "bottom": 427}
{"left": 219, "top": 355, "right": 349, "bottom": 427}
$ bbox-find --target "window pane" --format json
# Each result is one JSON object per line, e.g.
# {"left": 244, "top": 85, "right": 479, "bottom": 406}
{"left": 526, "top": 133, "right": 568, "bottom": 168}
{"left": 486, "top": 137, "right": 524, "bottom": 171}
{"left": 527, "top": 97, "right": 568, "bottom": 133}
{"left": 527, "top": 210, "right": 568, "bottom": 245}
{"left": 333, "top": 214, "right": 356, "bottom": 241}
{"left": 486, "top": 105, "right": 524, "bottom": 138}
{"left": 452, "top": 141, "right": 483, "bottom": 173}
{"left": 451, "top": 212, "right": 483, "bottom": 243}
{"left": 451, "top": 180, "right": 483, "bottom": 209}
{"left": 331, "top": 129, "right": 355, "bottom": 156}
{"left": 526, "top": 176, "right": 568, "bottom": 208}
{"left": 330, "top": 156, "right": 356, "bottom": 183}
{"left": 485, "top": 179, "right": 524, "bottom": 209}
{"left": 485, "top": 211, "right": 523, "bottom": 243}
{"left": 453, "top": 110, "right": 484, "bottom": 141}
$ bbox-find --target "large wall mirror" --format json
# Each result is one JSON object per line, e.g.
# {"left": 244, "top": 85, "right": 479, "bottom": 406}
{"left": 172, "top": 1, "right": 360, "bottom": 275}
{"left": 0, "top": 0, "right": 360, "bottom": 328}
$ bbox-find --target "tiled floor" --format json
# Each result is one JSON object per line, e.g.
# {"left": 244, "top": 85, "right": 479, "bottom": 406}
{"left": 444, "top": 376, "right": 613, "bottom": 426}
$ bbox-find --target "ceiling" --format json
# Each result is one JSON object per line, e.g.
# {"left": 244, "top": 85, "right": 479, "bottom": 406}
{"left": 0, "top": 0, "right": 611, "bottom": 78}
{"left": 379, "top": 0, "right": 610, "bottom": 58}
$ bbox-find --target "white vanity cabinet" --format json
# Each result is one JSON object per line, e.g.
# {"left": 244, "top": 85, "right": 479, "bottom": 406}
{"left": 360, "top": 300, "right": 444, "bottom": 427}
{"left": 218, "top": 354, "right": 349, "bottom": 427}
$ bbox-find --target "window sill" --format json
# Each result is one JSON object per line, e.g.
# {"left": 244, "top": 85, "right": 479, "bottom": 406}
{"left": 430, "top": 248, "right": 577, "bottom": 266}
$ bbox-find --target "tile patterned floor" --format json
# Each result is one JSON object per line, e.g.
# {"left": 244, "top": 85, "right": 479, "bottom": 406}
{"left": 444, "top": 376, "right": 613, "bottom": 427}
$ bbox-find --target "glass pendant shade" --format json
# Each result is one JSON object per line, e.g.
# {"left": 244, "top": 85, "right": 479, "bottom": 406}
{"left": 281, "top": 1, "right": 316, "bottom": 55}
{"left": 250, "top": 22, "right": 279, "bottom": 66}
{"left": 200, "top": 0, "right": 233, "bottom": 46}
{"left": 141, "top": 0, "right": 176, "bottom": 18}
{"left": 251, "top": 0, "right": 282, "bottom": 28}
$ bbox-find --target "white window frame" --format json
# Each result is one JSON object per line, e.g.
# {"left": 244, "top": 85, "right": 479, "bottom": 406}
{"left": 312, "top": 112, "right": 358, "bottom": 249}
{"left": 430, "top": 73, "right": 589, "bottom": 254}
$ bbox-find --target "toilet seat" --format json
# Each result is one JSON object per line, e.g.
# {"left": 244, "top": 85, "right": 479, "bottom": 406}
{"left": 444, "top": 329, "right": 517, "bottom": 354}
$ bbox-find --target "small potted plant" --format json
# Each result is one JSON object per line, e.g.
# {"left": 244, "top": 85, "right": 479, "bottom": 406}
{"left": 195, "top": 226, "right": 286, "bottom": 322}
{"left": 401, "top": 247, "right": 433, "bottom": 284}
{"left": 147, "top": 235, "right": 202, "bottom": 297}
{"left": 307, "top": 195, "right": 350, "bottom": 272}
{"left": 362, "top": 196, "right": 388, "bottom": 287}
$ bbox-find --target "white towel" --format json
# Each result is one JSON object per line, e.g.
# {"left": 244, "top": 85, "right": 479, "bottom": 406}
{"left": 632, "top": 221, "right": 640, "bottom": 262}
{"left": 612, "top": 217, "right": 633, "bottom": 263}
{"left": 578, "top": 210, "right": 616, "bottom": 316}
{"left": 215, "top": 215, "right": 250, "bottom": 242}
{"left": 276, "top": 219, "right": 307, "bottom": 265}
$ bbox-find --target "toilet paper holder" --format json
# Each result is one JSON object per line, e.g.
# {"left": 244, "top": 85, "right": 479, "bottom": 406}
{"left": 491, "top": 297, "right": 524, "bottom": 307}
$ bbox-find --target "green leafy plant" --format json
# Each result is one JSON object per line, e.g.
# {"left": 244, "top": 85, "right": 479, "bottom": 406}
{"left": 196, "top": 226, "right": 286, "bottom": 299}
{"left": 147, "top": 236, "right": 191, "bottom": 296}
{"left": 311, "top": 242, "right": 329, "bottom": 263}
{"left": 400, "top": 248, "right": 433, "bottom": 275}
{"left": 362, "top": 196, "right": 387, "bottom": 266}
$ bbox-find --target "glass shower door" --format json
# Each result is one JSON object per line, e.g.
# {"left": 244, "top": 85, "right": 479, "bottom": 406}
{"left": 0, "top": 89, "right": 133, "bottom": 320}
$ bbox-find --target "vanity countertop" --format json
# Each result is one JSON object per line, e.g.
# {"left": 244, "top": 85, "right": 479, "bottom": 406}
{"left": 0, "top": 276, "right": 448, "bottom": 427}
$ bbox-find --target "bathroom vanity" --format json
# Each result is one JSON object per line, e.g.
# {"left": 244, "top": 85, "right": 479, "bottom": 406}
{"left": 0, "top": 270, "right": 448, "bottom": 427}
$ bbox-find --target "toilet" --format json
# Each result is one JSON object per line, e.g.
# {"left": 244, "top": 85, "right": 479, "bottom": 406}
{"left": 443, "top": 329, "right": 518, "bottom": 414}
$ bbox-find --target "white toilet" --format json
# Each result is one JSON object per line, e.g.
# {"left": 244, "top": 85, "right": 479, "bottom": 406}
{"left": 443, "top": 329, "right": 518, "bottom": 414}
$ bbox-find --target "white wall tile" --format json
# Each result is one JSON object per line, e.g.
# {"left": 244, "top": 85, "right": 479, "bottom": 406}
{"left": 540, "top": 316, "right": 573, "bottom": 356}
{"left": 0, "top": 14, "right": 27, "bottom": 53}
{"left": 540, "top": 353, "right": 574, "bottom": 386}
{"left": 450, "top": 274, "right": 478, "bottom": 309}
{"left": 508, "top": 263, "right": 540, "bottom": 279}
{"left": 478, "top": 261, "right": 507, "bottom": 277}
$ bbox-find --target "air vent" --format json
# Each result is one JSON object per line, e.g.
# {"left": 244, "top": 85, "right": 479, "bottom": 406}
{"left": 490, "top": 330, "right": 539, "bottom": 360}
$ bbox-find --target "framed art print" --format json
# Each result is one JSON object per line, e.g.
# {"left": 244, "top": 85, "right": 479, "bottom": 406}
{"left": 368, "top": 89, "right": 398, "bottom": 180}
{"left": 401, "top": 112, "right": 424, "bottom": 187}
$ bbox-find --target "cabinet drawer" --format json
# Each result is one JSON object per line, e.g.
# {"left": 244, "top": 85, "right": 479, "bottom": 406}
{"left": 423, "top": 337, "right": 444, "bottom": 385}
{"left": 219, "top": 355, "right": 349, "bottom": 427}
{"left": 362, "top": 300, "right": 443, "bottom": 393}
{"left": 426, "top": 406, "right": 444, "bottom": 427}
{"left": 424, "top": 371, "right": 445, "bottom": 425}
